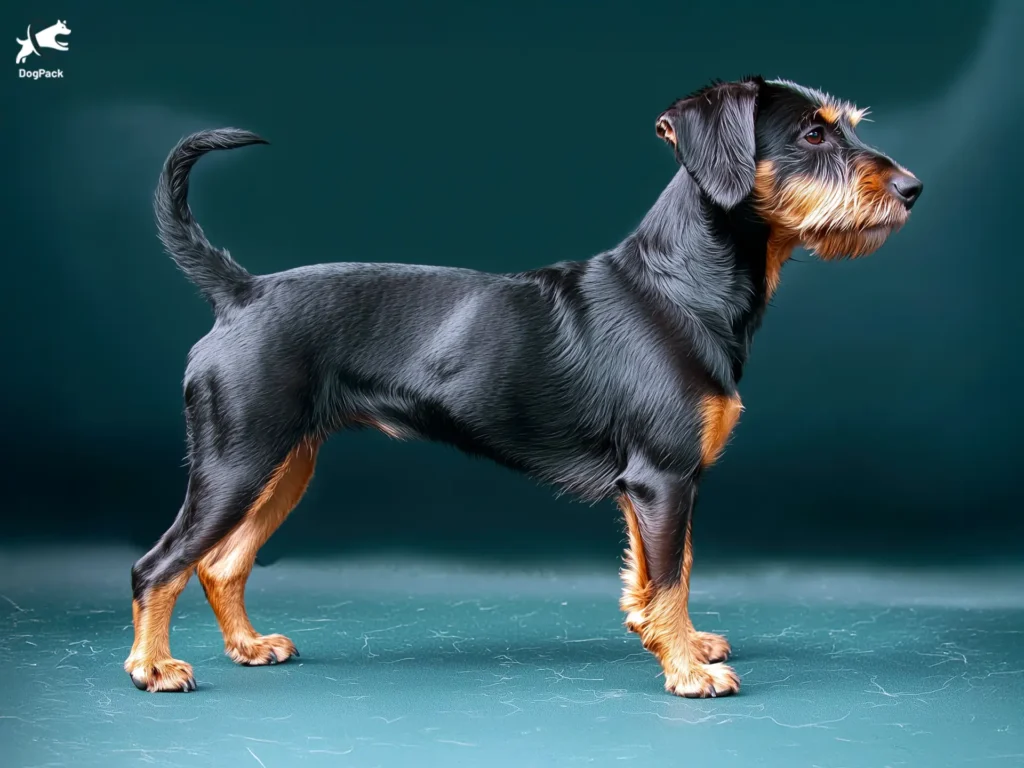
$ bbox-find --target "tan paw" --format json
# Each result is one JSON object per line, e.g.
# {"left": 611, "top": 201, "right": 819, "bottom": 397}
{"left": 126, "top": 657, "right": 196, "bottom": 692}
{"left": 695, "top": 631, "right": 731, "bottom": 664}
{"left": 226, "top": 633, "right": 298, "bottom": 666}
{"left": 665, "top": 662, "right": 740, "bottom": 698}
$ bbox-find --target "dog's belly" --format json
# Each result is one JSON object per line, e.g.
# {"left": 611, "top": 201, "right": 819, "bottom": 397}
{"left": 323, "top": 345, "right": 624, "bottom": 500}
{"left": 363, "top": 401, "right": 623, "bottom": 501}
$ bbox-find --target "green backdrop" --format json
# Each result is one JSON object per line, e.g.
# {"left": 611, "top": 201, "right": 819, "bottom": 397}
{"left": 3, "top": 0, "right": 1021, "bottom": 564}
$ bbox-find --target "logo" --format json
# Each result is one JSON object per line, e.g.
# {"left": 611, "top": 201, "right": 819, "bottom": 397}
{"left": 16, "top": 20, "right": 70, "bottom": 79}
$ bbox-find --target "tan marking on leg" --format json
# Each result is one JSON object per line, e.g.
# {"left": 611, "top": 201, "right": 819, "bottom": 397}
{"left": 681, "top": 516, "right": 731, "bottom": 663}
{"left": 128, "top": 596, "right": 141, "bottom": 659}
{"left": 620, "top": 504, "right": 738, "bottom": 697}
{"left": 699, "top": 394, "right": 743, "bottom": 467}
{"left": 631, "top": 579, "right": 740, "bottom": 698}
{"left": 198, "top": 439, "right": 319, "bottom": 665}
{"left": 124, "top": 569, "right": 196, "bottom": 692}
{"left": 618, "top": 496, "right": 652, "bottom": 633}
{"left": 694, "top": 629, "right": 733, "bottom": 665}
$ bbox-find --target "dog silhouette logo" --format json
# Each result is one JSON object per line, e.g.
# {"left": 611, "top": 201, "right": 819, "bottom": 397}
{"left": 15, "top": 20, "right": 70, "bottom": 65}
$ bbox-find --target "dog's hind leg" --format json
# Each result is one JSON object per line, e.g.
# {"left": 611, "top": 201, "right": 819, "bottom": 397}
{"left": 196, "top": 439, "right": 319, "bottom": 666}
{"left": 126, "top": 435, "right": 314, "bottom": 691}
{"left": 124, "top": 521, "right": 198, "bottom": 692}
{"left": 617, "top": 461, "right": 739, "bottom": 698}
{"left": 125, "top": 366, "right": 315, "bottom": 693}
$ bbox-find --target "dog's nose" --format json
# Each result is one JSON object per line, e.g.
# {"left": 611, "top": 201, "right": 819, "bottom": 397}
{"left": 890, "top": 172, "right": 923, "bottom": 210}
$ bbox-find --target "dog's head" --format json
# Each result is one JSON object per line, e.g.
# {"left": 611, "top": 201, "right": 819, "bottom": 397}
{"left": 655, "top": 76, "right": 921, "bottom": 260}
{"left": 50, "top": 19, "right": 71, "bottom": 37}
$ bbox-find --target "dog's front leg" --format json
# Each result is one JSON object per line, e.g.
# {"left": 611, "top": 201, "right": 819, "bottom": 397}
{"left": 617, "top": 467, "right": 739, "bottom": 698}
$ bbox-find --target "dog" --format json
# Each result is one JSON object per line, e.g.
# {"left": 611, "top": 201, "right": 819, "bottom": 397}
{"left": 15, "top": 20, "right": 70, "bottom": 65}
{"left": 125, "top": 76, "right": 921, "bottom": 697}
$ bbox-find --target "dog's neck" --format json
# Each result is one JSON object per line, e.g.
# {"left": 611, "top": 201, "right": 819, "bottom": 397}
{"left": 610, "top": 165, "right": 774, "bottom": 390}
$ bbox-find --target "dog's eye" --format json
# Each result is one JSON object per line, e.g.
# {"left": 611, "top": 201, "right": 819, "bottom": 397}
{"left": 804, "top": 128, "right": 825, "bottom": 145}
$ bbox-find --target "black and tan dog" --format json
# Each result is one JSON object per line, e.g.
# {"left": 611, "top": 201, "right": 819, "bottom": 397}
{"left": 126, "top": 76, "right": 921, "bottom": 697}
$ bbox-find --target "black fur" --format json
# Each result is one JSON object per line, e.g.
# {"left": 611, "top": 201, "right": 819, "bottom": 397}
{"left": 131, "top": 79, "right": 920, "bottom": 692}
{"left": 656, "top": 78, "right": 760, "bottom": 209}
{"left": 154, "top": 129, "right": 267, "bottom": 312}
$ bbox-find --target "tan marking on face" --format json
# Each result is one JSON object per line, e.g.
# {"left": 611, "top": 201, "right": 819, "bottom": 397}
{"left": 816, "top": 100, "right": 868, "bottom": 127}
{"left": 198, "top": 439, "right": 319, "bottom": 662}
{"left": 815, "top": 104, "right": 842, "bottom": 124}
{"left": 753, "top": 159, "right": 776, "bottom": 197}
{"left": 754, "top": 158, "right": 907, "bottom": 260}
{"left": 699, "top": 393, "right": 743, "bottom": 467}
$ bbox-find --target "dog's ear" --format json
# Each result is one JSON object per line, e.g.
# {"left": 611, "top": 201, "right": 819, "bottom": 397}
{"left": 656, "top": 78, "right": 761, "bottom": 210}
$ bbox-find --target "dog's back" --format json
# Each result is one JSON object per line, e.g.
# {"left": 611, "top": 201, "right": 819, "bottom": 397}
{"left": 159, "top": 134, "right": 627, "bottom": 496}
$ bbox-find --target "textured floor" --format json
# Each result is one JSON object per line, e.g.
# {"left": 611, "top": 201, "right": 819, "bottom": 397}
{"left": 1, "top": 549, "right": 1023, "bottom": 767}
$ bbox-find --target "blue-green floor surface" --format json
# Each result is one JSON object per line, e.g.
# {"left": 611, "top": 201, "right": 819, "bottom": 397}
{"left": 2, "top": 548, "right": 1023, "bottom": 767}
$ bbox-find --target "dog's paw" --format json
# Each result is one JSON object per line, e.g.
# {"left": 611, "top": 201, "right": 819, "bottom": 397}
{"left": 126, "top": 657, "right": 197, "bottom": 692}
{"left": 665, "top": 662, "right": 740, "bottom": 699}
{"left": 695, "top": 631, "right": 731, "bottom": 664}
{"left": 226, "top": 633, "right": 299, "bottom": 666}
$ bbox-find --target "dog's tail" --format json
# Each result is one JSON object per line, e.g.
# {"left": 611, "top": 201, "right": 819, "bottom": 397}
{"left": 154, "top": 128, "right": 268, "bottom": 314}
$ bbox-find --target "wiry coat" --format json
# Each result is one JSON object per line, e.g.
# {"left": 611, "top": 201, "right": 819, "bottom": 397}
{"left": 125, "top": 76, "right": 921, "bottom": 698}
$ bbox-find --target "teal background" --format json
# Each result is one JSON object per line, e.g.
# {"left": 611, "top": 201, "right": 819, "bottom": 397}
{"left": 3, "top": 8, "right": 1024, "bottom": 766}
{"left": 3, "top": 0, "right": 1022, "bottom": 564}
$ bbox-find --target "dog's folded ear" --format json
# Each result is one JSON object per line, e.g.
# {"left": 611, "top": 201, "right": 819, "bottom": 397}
{"left": 656, "top": 78, "right": 762, "bottom": 210}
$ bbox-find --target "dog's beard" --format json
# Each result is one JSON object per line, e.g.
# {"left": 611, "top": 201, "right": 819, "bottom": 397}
{"left": 756, "top": 162, "right": 910, "bottom": 260}
{"left": 802, "top": 223, "right": 898, "bottom": 260}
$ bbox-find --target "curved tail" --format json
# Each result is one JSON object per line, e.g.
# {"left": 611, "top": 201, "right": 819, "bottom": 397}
{"left": 154, "top": 128, "right": 268, "bottom": 314}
